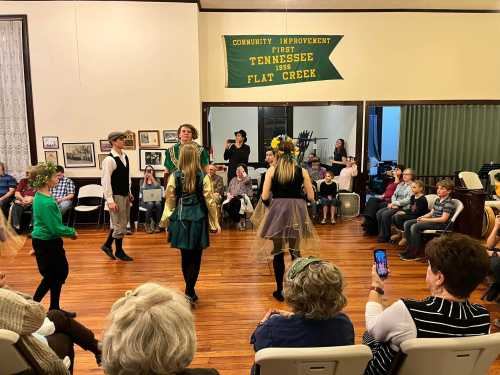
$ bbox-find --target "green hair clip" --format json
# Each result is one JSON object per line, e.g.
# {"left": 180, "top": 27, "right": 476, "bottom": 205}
{"left": 288, "top": 256, "right": 322, "bottom": 279}
{"left": 29, "top": 162, "right": 57, "bottom": 189}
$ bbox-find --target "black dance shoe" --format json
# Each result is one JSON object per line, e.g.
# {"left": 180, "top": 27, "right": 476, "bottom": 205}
{"left": 100, "top": 245, "right": 116, "bottom": 260}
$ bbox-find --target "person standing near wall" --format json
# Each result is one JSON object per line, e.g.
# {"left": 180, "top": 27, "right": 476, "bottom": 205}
{"left": 224, "top": 129, "right": 250, "bottom": 183}
{"left": 329, "top": 138, "right": 347, "bottom": 176}
{"left": 100, "top": 132, "right": 134, "bottom": 262}
{"left": 164, "top": 124, "right": 209, "bottom": 174}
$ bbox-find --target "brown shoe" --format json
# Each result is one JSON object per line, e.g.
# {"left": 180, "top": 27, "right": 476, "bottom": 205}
{"left": 398, "top": 238, "right": 407, "bottom": 246}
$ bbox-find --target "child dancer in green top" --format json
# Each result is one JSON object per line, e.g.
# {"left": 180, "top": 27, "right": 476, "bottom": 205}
{"left": 30, "top": 163, "right": 78, "bottom": 318}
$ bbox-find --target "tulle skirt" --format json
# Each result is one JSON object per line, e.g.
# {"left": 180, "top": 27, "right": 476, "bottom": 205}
{"left": 251, "top": 198, "right": 321, "bottom": 259}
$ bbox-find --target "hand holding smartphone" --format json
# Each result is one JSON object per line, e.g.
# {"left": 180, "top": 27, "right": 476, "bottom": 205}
{"left": 374, "top": 249, "right": 389, "bottom": 279}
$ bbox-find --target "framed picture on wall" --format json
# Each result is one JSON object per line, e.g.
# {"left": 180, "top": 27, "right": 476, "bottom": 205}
{"left": 138, "top": 130, "right": 160, "bottom": 148}
{"left": 100, "top": 139, "right": 112, "bottom": 153}
{"left": 62, "top": 142, "right": 96, "bottom": 168}
{"left": 44, "top": 151, "right": 58, "bottom": 165}
{"left": 98, "top": 153, "right": 108, "bottom": 169}
{"left": 163, "top": 130, "right": 178, "bottom": 143}
{"left": 42, "top": 136, "right": 59, "bottom": 149}
{"left": 123, "top": 131, "right": 136, "bottom": 150}
{"left": 139, "top": 148, "right": 166, "bottom": 170}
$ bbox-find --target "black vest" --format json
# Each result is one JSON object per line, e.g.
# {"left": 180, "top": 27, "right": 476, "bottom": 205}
{"left": 110, "top": 153, "right": 129, "bottom": 196}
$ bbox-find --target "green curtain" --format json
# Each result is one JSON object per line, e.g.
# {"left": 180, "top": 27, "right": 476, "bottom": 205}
{"left": 398, "top": 104, "right": 500, "bottom": 176}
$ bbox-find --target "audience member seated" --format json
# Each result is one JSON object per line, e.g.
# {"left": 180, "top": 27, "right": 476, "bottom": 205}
{"left": 307, "top": 156, "right": 326, "bottom": 186}
{"left": 0, "top": 272, "right": 101, "bottom": 375}
{"left": 207, "top": 164, "right": 225, "bottom": 205}
{"left": 363, "top": 234, "right": 490, "bottom": 375}
{"left": 222, "top": 164, "right": 253, "bottom": 231}
{"left": 400, "top": 179, "right": 455, "bottom": 261}
{"left": 482, "top": 215, "right": 500, "bottom": 302}
{"left": 140, "top": 165, "right": 163, "bottom": 233}
{"left": 0, "top": 162, "right": 16, "bottom": 218}
{"left": 337, "top": 156, "right": 358, "bottom": 192}
{"left": 376, "top": 168, "right": 415, "bottom": 243}
{"left": 251, "top": 257, "right": 354, "bottom": 375}
{"left": 11, "top": 169, "right": 36, "bottom": 233}
{"left": 102, "top": 282, "right": 219, "bottom": 375}
{"left": 51, "top": 165, "right": 75, "bottom": 218}
{"left": 362, "top": 165, "right": 403, "bottom": 235}
{"left": 391, "top": 180, "right": 429, "bottom": 246}
{"left": 318, "top": 170, "right": 338, "bottom": 224}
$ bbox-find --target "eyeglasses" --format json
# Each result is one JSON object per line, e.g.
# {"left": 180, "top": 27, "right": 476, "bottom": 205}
{"left": 145, "top": 170, "right": 153, "bottom": 173}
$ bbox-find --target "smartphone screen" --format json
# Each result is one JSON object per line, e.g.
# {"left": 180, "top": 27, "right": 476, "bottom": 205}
{"left": 374, "top": 249, "right": 388, "bottom": 278}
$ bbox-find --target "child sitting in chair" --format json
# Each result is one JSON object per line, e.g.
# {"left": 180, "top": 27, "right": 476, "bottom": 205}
{"left": 319, "top": 171, "right": 338, "bottom": 224}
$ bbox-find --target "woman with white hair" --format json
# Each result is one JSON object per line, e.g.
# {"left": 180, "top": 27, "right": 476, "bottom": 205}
{"left": 250, "top": 258, "right": 354, "bottom": 374}
{"left": 102, "top": 283, "right": 219, "bottom": 375}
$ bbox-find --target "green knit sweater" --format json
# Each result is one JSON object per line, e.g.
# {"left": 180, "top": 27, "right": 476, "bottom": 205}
{"left": 0, "top": 288, "right": 69, "bottom": 374}
{"left": 31, "top": 192, "right": 75, "bottom": 240}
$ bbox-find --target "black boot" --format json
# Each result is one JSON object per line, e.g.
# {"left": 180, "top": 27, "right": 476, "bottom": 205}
{"left": 101, "top": 230, "right": 116, "bottom": 260}
{"left": 114, "top": 238, "right": 133, "bottom": 261}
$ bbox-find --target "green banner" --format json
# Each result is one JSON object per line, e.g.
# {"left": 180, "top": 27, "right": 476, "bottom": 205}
{"left": 224, "top": 34, "right": 343, "bottom": 88}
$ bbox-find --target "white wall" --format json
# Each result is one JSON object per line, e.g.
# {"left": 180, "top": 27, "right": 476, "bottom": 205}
{"left": 0, "top": 1, "right": 200, "bottom": 177}
{"left": 293, "top": 105, "right": 357, "bottom": 162}
{"left": 209, "top": 107, "right": 259, "bottom": 163}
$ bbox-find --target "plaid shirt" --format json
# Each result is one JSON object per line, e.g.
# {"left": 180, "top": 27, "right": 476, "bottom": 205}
{"left": 51, "top": 176, "right": 75, "bottom": 200}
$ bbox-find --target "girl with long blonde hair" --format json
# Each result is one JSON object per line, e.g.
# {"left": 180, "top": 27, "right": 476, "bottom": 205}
{"left": 254, "top": 136, "right": 319, "bottom": 302}
{"left": 161, "top": 143, "right": 220, "bottom": 303}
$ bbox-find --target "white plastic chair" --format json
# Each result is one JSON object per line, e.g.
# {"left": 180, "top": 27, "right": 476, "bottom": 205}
{"left": 392, "top": 333, "right": 500, "bottom": 375}
{"left": 72, "top": 184, "right": 104, "bottom": 227}
{"left": 424, "top": 194, "right": 438, "bottom": 211}
{"left": 255, "top": 345, "right": 373, "bottom": 375}
{"left": 458, "top": 171, "right": 483, "bottom": 190}
{"left": 0, "top": 329, "right": 32, "bottom": 374}
{"left": 422, "top": 198, "right": 464, "bottom": 235}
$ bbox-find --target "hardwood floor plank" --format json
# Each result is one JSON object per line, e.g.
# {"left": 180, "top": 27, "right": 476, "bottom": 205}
{"left": 2, "top": 218, "right": 499, "bottom": 374}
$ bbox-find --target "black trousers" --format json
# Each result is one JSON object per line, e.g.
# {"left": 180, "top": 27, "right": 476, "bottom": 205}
{"left": 363, "top": 198, "right": 387, "bottom": 235}
{"left": 180, "top": 248, "right": 203, "bottom": 297}
{"left": 32, "top": 238, "right": 69, "bottom": 310}
{"left": 223, "top": 197, "right": 243, "bottom": 223}
{"left": 272, "top": 238, "right": 300, "bottom": 292}
{"left": 46, "top": 309, "right": 100, "bottom": 374}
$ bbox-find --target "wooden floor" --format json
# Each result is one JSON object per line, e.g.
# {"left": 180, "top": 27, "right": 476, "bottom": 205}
{"left": 3, "top": 218, "right": 500, "bottom": 375}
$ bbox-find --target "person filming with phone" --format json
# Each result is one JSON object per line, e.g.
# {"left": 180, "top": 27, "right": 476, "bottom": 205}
{"left": 224, "top": 130, "right": 250, "bottom": 183}
{"left": 363, "top": 234, "right": 491, "bottom": 375}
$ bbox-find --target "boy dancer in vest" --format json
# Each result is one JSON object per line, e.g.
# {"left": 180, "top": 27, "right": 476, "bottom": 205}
{"left": 100, "top": 132, "right": 133, "bottom": 261}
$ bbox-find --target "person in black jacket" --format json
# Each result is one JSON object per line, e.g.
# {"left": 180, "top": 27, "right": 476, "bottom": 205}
{"left": 224, "top": 129, "right": 250, "bottom": 183}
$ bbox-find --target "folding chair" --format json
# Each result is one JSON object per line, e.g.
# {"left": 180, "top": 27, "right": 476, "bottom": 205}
{"left": 389, "top": 333, "right": 500, "bottom": 375}
{"left": 422, "top": 198, "right": 464, "bottom": 236}
{"left": 255, "top": 345, "right": 373, "bottom": 375}
{"left": 72, "top": 184, "right": 104, "bottom": 228}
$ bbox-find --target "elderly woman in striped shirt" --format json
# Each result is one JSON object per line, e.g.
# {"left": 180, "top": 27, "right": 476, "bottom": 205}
{"left": 363, "top": 234, "right": 490, "bottom": 375}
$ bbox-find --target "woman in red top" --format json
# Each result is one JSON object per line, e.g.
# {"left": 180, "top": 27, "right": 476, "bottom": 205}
{"left": 11, "top": 169, "right": 37, "bottom": 233}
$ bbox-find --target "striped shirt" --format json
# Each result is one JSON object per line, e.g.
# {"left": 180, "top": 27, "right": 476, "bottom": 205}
{"left": 364, "top": 297, "right": 490, "bottom": 375}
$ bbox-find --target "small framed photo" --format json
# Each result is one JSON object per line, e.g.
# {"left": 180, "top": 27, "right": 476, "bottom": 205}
{"left": 100, "top": 139, "right": 112, "bottom": 153}
{"left": 123, "top": 131, "right": 136, "bottom": 150}
{"left": 139, "top": 148, "right": 166, "bottom": 170}
{"left": 163, "top": 129, "right": 178, "bottom": 144}
{"left": 44, "top": 151, "right": 58, "bottom": 165}
{"left": 98, "top": 153, "right": 108, "bottom": 169}
{"left": 42, "top": 136, "right": 59, "bottom": 149}
{"left": 62, "top": 142, "right": 96, "bottom": 168}
{"left": 138, "top": 130, "right": 160, "bottom": 148}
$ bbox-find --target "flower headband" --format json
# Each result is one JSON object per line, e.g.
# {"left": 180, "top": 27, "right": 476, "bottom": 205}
{"left": 270, "top": 135, "right": 300, "bottom": 158}
{"left": 29, "top": 162, "right": 57, "bottom": 188}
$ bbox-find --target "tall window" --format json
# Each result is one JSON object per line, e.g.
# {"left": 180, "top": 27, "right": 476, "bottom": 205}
{"left": 0, "top": 18, "right": 31, "bottom": 179}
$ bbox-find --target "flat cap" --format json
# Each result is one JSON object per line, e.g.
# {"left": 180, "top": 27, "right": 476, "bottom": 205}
{"left": 107, "top": 131, "right": 126, "bottom": 142}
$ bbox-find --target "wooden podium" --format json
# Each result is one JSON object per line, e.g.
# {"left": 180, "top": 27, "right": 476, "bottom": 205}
{"left": 453, "top": 187, "right": 486, "bottom": 239}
